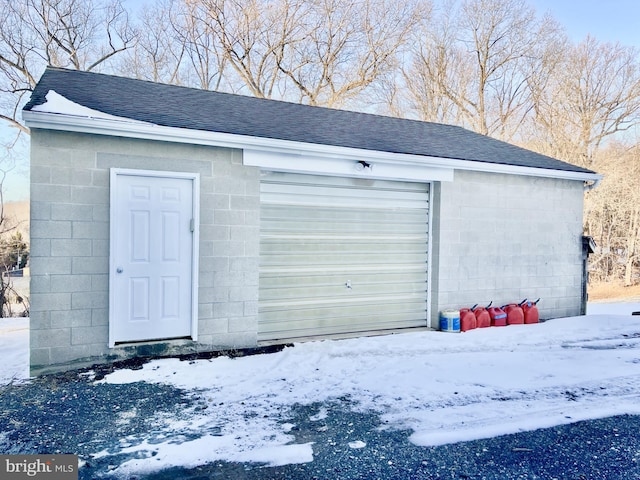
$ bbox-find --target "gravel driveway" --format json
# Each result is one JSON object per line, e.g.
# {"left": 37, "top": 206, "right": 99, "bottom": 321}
{"left": 1, "top": 360, "right": 639, "bottom": 479}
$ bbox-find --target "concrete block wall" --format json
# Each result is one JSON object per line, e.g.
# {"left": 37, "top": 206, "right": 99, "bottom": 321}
{"left": 30, "top": 129, "right": 260, "bottom": 374}
{"left": 431, "top": 170, "right": 584, "bottom": 321}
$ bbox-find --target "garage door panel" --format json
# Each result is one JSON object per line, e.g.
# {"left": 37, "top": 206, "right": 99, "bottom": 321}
{"left": 260, "top": 253, "right": 428, "bottom": 267}
{"left": 262, "top": 205, "right": 428, "bottom": 225}
{"left": 259, "top": 277, "right": 427, "bottom": 301}
{"left": 260, "top": 298, "right": 427, "bottom": 323}
{"left": 259, "top": 306, "right": 428, "bottom": 340}
{"left": 260, "top": 269, "right": 427, "bottom": 290}
{"left": 261, "top": 219, "right": 427, "bottom": 236}
{"left": 261, "top": 241, "right": 427, "bottom": 256}
{"left": 259, "top": 172, "right": 430, "bottom": 341}
{"left": 261, "top": 184, "right": 428, "bottom": 209}
{"left": 262, "top": 206, "right": 426, "bottom": 227}
{"left": 261, "top": 237, "right": 427, "bottom": 263}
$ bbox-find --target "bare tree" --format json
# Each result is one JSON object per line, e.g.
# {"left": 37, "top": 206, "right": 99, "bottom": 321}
{"left": 115, "top": 0, "right": 185, "bottom": 84}
{"left": 196, "top": 0, "right": 424, "bottom": 106}
{"left": 529, "top": 36, "right": 640, "bottom": 167}
{"left": 404, "top": 0, "right": 560, "bottom": 140}
{"left": 0, "top": 0, "right": 135, "bottom": 316}
{"left": 402, "top": 1, "right": 469, "bottom": 124}
{"left": 277, "top": 0, "right": 426, "bottom": 108}
{"left": 115, "top": 0, "right": 229, "bottom": 90}
{"left": 171, "top": 0, "right": 228, "bottom": 90}
{"left": 584, "top": 143, "right": 640, "bottom": 286}
{"left": 195, "top": 0, "right": 299, "bottom": 98}
{"left": 0, "top": 162, "right": 28, "bottom": 317}
{"left": 0, "top": 0, "right": 137, "bottom": 135}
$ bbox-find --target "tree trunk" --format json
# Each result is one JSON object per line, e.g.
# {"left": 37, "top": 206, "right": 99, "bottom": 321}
{"left": 624, "top": 206, "right": 640, "bottom": 286}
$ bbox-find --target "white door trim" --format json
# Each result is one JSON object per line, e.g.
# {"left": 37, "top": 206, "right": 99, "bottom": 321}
{"left": 426, "top": 182, "right": 434, "bottom": 329}
{"left": 109, "top": 168, "right": 200, "bottom": 347}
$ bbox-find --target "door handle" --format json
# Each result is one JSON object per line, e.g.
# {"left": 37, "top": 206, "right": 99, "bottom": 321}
{"left": 116, "top": 267, "right": 123, "bottom": 274}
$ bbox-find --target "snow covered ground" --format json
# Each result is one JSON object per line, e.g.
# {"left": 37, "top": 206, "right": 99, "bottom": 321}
{"left": 0, "top": 317, "right": 29, "bottom": 385}
{"left": 2, "top": 303, "right": 640, "bottom": 477}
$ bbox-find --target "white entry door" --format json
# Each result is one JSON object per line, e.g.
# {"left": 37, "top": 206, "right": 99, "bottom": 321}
{"left": 109, "top": 169, "right": 198, "bottom": 346}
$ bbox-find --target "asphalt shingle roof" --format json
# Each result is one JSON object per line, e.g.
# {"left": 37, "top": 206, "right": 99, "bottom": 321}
{"left": 24, "top": 67, "right": 594, "bottom": 175}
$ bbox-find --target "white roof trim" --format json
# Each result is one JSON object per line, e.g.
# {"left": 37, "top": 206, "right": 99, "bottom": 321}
{"left": 244, "top": 149, "right": 454, "bottom": 182}
{"left": 23, "top": 108, "right": 602, "bottom": 183}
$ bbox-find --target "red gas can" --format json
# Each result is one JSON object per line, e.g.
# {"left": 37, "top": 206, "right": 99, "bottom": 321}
{"left": 503, "top": 303, "right": 524, "bottom": 325}
{"left": 488, "top": 306, "right": 508, "bottom": 327}
{"left": 459, "top": 308, "right": 477, "bottom": 332}
{"left": 522, "top": 299, "right": 540, "bottom": 324}
{"left": 472, "top": 305, "right": 491, "bottom": 328}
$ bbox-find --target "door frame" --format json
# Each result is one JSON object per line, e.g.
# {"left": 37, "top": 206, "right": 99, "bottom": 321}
{"left": 108, "top": 168, "right": 200, "bottom": 347}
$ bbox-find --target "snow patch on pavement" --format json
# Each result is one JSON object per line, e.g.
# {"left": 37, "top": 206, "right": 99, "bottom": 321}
{"left": 96, "top": 311, "right": 640, "bottom": 476}
{"left": 110, "top": 436, "right": 314, "bottom": 477}
{"left": 3, "top": 306, "right": 640, "bottom": 476}
{"left": 349, "top": 440, "right": 367, "bottom": 449}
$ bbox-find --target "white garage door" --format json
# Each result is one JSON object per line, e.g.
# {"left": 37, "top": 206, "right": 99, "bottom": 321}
{"left": 259, "top": 172, "right": 430, "bottom": 342}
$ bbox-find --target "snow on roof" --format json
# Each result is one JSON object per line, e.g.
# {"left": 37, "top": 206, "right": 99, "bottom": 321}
{"left": 32, "top": 90, "right": 150, "bottom": 124}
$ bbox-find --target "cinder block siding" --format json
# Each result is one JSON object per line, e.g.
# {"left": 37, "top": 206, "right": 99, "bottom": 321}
{"left": 30, "top": 128, "right": 586, "bottom": 373}
{"left": 30, "top": 129, "right": 260, "bottom": 374}
{"left": 431, "top": 170, "right": 584, "bottom": 320}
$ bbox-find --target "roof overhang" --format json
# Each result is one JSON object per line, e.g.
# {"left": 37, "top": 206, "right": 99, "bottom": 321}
{"left": 23, "top": 109, "right": 602, "bottom": 185}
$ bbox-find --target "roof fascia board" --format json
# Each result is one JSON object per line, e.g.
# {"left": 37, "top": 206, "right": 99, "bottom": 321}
{"left": 243, "top": 149, "right": 454, "bottom": 182}
{"left": 23, "top": 110, "right": 602, "bottom": 183}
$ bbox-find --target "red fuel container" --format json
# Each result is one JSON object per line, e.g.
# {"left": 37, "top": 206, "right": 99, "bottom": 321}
{"left": 503, "top": 304, "right": 524, "bottom": 325}
{"left": 522, "top": 299, "right": 540, "bottom": 324}
{"left": 473, "top": 305, "right": 491, "bottom": 328}
{"left": 488, "top": 306, "right": 508, "bottom": 327}
{"left": 459, "top": 308, "right": 477, "bottom": 332}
